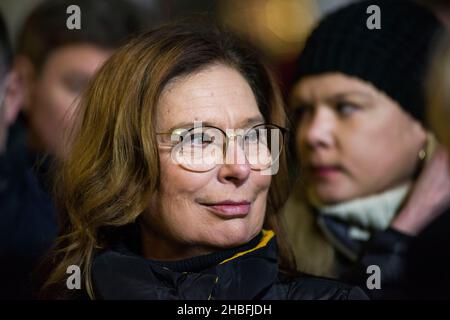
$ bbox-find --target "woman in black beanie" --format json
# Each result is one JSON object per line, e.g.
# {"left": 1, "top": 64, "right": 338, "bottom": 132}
{"left": 284, "top": 0, "right": 450, "bottom": 299}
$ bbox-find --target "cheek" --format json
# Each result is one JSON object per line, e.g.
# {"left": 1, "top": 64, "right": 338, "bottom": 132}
{"left": 253, "top": 173, "right": 272, "bottom": 193}
{"left": 33, "top": 79, "right": 78, "bottom": 131}
{"left": 250, "top": 173, "right": 271, "bottom": 216}
{"left": 158, "top": 153, "right": 212, "bottom": 201}
{"left": 339, "top": 121, "right": 419, "bottom": 192}
{"left": 148, "top": 154, "right": 212, "bottom": 237}
{"left": 335, "top": 123, "right": 388, "bottom": 184}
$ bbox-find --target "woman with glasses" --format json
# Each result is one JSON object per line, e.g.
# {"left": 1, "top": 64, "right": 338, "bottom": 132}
{"left": 38, "top": 20, "right": 366, "bottom": 300}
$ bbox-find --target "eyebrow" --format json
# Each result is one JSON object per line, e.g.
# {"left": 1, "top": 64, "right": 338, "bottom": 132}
{"left": 292, "top": 91, "right": 373, "bottom": 108}
{"left": 291, "top": 96, "right": 311, "bottom": 109}
{"left": 237, "top": 116, "right": 266, "bottom": 128}
{"left": 165, "top": 115, "right": 265, "bottom": 133}
{"left": 329, "top": 91, "right": 373, "bottom": 101}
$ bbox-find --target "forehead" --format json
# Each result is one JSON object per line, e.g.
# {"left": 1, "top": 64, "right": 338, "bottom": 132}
{"left": 157, "top": 64, "right": 264, "bottom": 131}
{"left": 292, "top": 73, "right": 377, "bottom": 102}
{"left": 43, "top": 44, "right": 111, "bottom": 75}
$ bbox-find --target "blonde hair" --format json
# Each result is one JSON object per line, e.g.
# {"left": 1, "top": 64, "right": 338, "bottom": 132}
{"left": 38, "top": 20, "right": 296, "bottom": 299}
{"left": 282, "top": 183, "right": 337, "bottom": 277}
{"left": 427, "top": 32, "right": 450, "bottom": 149}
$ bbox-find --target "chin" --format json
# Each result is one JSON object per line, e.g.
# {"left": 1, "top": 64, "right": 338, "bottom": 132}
{"left": 310, "top": 184, "right": 358, "bottom": 205}
{"left": 207, "top": 222, "right": 259, "bottom": 249}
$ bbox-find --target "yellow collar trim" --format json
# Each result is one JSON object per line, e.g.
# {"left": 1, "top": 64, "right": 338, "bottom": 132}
{"left": 219, "top": 230, "right": 275, "bottom": 265}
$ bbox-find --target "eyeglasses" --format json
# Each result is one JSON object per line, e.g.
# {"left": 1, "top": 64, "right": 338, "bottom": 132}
{"left": 156, "top": 123, "right": 288, "bottom": 173}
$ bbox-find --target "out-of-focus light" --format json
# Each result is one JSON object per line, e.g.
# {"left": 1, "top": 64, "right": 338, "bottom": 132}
{"left": 219, "top": 0, "right": 318, "bottom": 60}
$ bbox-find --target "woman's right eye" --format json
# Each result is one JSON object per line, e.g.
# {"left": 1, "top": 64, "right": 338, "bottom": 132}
{"left": 189, "top": 133, "right": 212, "bottom": 147}
{"left": 301, "top": 103, "right": 315, "bottom": 114}
{"left": 293, "top": 105, "right": 313, "bottom": 124}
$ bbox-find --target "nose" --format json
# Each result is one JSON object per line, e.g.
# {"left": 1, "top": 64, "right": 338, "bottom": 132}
{"left": 217, "top": 138, "right": 251, "bottom": 186}
{"left": 301, "top": 105, "right": 335, "bottom": 150}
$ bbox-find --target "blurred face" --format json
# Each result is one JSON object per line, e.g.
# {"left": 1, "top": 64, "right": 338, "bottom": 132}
{"left": 24, "top": 44, "right": 111, "bottom": 157}
{"left": 292, "top": 73, "right": 427, "bottom": 205}
{"left": 142, "top": 64, "right": 272, "bottom": 260}
{"left": 0, "top": 70, "right": 23, "bottom": 154}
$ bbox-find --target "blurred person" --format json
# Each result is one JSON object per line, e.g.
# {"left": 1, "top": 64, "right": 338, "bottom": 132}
{"left": 0, "top": 10, "right": 32, "bottom": 299}
{"left": 405, "top": 32, "right": 450, "bottom": 299}
{"left": 0, "top": 12, "right": 21, "bottom": 156}
{"left": 0, "top": 0, "right": 144, "bottom": 299}
{"left": 38, "top": 20, "right": 367, "bottom": 300}
{"left": 283, "top": 0, "right": 450, "bottom": 299}
{"left": 15, "top": 0, "right": 145, "bottom": 158}
{"left": 0, "top": 9, "right": 25, "bottom": 256}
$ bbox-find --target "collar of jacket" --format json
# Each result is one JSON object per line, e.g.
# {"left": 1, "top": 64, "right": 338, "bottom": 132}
{"left": 308, "top": 183, "right": 411, "bottom": 262}
{"left": 309, "top": 183, "right": 411, "bottom": 240}
{"left": 91, "top": 230, "right": 279, "bottom": 299}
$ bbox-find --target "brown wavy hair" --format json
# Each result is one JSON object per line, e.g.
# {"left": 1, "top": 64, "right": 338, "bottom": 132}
{"left": 38, "top": 19, "right": 296, "bottom": 299}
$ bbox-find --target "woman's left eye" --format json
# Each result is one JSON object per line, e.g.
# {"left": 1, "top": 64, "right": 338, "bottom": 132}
{"left": 245, "top": 131, "right": 259, "bottom": 143}
{"left": 336, "top": 102, "right": 359, "bottom": 116}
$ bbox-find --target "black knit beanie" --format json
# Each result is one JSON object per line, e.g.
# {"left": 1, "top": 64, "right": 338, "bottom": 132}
{"left": 294, "top": 0, "right": 443, "bottom": 123}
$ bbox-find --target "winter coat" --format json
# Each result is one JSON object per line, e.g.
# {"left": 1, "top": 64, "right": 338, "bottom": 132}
{"left": 90, "top": 230, "right": 368, "bottom": 300}
{"left": 283, "top": 194, "right": 411, "bottom": 299}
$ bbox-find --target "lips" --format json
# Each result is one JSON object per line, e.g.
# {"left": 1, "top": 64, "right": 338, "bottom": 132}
{"left": 199, "top": 200, "right": 251, "bottom": 217}
{"left": 309, "top": 164, "right": 342, "bottom": 178}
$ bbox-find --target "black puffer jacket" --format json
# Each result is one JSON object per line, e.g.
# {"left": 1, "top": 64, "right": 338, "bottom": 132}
{"left": 405, "top": 206, "right": 450, "bottom": 299}
{"left": 91, "top": 230, "right": 367, "bottom": 300}
{"left": 316, "top": 214, "right": 412, "bottom": 299}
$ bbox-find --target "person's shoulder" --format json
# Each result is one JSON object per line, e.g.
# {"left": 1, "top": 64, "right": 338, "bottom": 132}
{"left": 277, "top": 272, "right": 369, "bottom": 300}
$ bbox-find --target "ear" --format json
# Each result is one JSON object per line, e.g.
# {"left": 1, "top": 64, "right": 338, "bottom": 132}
{"left": 3, "top": 69, "right": 24, "bottom": 126}
{"left": 13, "top": 55, "right": 36, "bottom": 113}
